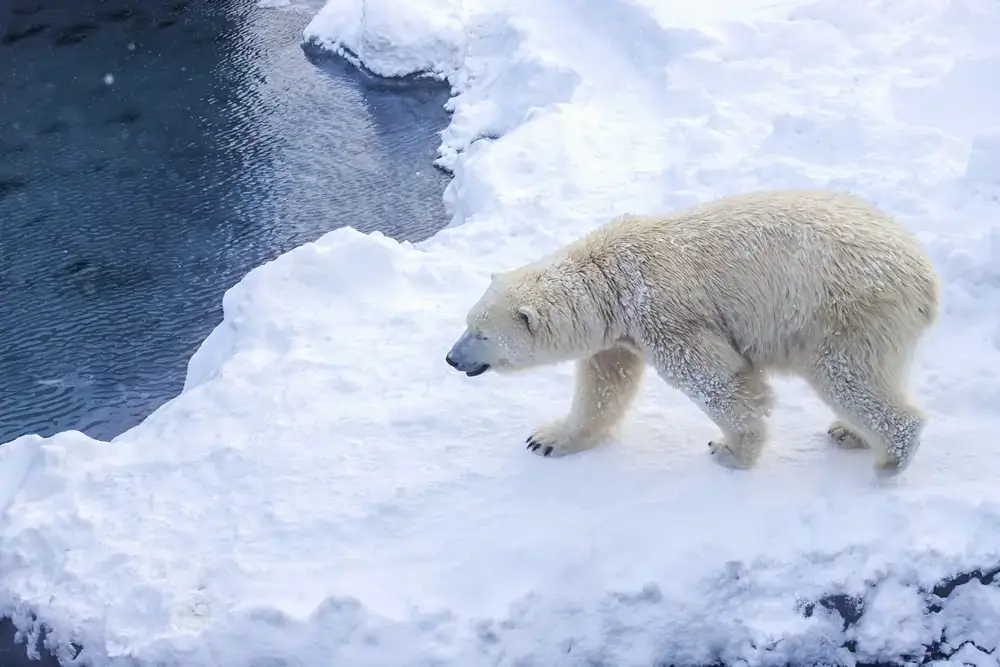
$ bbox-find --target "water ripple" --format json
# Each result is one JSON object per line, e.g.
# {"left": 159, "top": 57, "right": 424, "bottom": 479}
{"left": 0, "top": 0, "right": 451, "bottom": 447}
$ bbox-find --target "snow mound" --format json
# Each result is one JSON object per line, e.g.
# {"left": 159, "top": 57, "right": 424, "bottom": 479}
{"left": 966, "top": 129, "right": 1000, "bottom": 186}
{"left": 3, "top": 0, "right": 1000, "bottom": 665}
{"left": 303, "top": 0, "right": 467, "bottom": 78}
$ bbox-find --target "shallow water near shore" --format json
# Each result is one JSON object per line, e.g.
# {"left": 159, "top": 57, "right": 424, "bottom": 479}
{"left": 0, "top": 0, "right": 451, "bottom": 444}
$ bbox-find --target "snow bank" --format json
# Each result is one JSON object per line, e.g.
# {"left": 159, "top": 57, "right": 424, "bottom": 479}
{"left": 4, "top": 0, "right": 1000, "bottom": 665}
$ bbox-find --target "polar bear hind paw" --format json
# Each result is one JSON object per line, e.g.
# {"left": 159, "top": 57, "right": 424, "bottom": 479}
{"left": 827, "top": 420, "right": 869, "bottom": 449}
{"left": 707, "top": 439, "right": 757, "bottom": 470}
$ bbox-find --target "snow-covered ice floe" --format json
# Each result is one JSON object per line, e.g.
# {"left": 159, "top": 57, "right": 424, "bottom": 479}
{"left": 4, "top": 0, "right": 1000, "bottom": 664}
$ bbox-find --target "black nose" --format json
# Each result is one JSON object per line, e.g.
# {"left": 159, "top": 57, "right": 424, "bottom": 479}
{"left": 445, "top": 353, "right": 459, "bottom": 369}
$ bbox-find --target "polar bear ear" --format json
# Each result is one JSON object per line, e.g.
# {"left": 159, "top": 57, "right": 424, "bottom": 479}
{"left": 517, "top": 305, "right": 540, "bottom": 334}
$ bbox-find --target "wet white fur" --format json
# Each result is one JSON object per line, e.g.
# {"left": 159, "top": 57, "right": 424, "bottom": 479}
{"left": 452, "top": 189, "right": 941, "bottom": 476}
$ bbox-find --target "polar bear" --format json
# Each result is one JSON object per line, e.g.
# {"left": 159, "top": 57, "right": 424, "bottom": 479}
{"left": 444, "top": 189, "right": 941, "bottom": 476}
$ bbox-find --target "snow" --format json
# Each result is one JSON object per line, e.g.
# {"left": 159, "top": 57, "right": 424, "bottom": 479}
{"left": 3, "top": 0, "right": 1000, "bottom": 664}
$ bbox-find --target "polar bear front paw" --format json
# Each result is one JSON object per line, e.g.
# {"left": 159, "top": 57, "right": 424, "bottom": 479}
{"left": 707, "top": 439, "right": 755, "bottom": 470}
{"left": 526, "top": 420, "right": 595, "bottom": 458}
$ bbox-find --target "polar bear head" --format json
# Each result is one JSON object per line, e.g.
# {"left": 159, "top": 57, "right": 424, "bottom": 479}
{"left": 445, "top": 263, "right": 612, "bottom": 377}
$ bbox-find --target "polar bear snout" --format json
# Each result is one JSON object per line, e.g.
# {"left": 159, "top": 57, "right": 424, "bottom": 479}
{"left": 446, "top": 330, "right": 492, "bottom": 377}
{"left": 445, "top": 352, "right": 490, "bottom": 377}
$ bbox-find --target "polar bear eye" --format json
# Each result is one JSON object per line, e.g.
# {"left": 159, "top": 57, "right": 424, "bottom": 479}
{"left": 474, "top": 331, "right": 488, "bottom": 340}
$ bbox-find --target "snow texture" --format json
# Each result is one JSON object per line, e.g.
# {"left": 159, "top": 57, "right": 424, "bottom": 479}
{"left": 4, "top": 0, "right": 1000, "bottom": 665}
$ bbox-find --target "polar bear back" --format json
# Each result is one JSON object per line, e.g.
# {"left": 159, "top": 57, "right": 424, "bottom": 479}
{"left": 564, "top": 189, "right": 940, "bottom": 371}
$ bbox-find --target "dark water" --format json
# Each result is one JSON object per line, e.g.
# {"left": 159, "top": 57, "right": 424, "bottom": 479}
{"left": 0, "top": 0, "right": 451, "bottom": 446}
{"left": 0, "top": 0, "right": 451, "bottom": 661}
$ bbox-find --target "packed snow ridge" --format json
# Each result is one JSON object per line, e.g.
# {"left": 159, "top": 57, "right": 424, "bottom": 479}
{"left": 3, "top": 0, "right": 1000, "bottom": 665}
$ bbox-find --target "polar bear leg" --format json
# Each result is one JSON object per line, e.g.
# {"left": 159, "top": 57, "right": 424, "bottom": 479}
{"left": 654, "top": 334, "right": 774, "bottom": 470}
{"left": 701, "top": 370, "right": 774, "bottom": 470}
{"left": 808, "top": 339, "right": 925, "bottom": 476}
{"left": 527, "top": 344, "right": 645, "bottom": 457}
